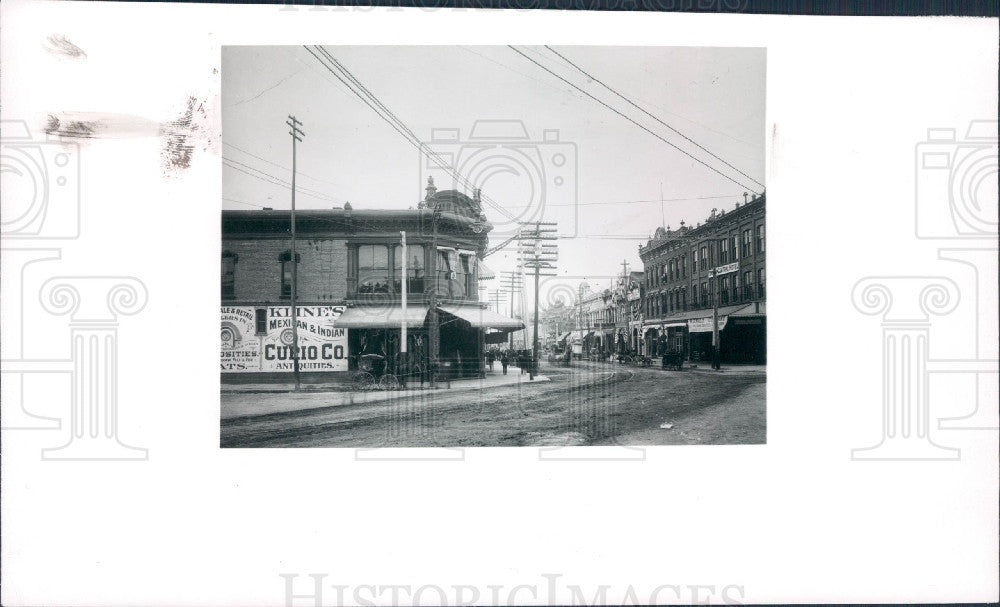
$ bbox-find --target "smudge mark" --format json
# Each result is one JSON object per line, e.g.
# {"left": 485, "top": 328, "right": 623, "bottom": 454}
{"left": 43, "top": 34, "right": 87, "bottom": 59}
{"left": 43, "top": 112, "right": 162, "bottom": 141}
{"left": 45, "top": 114, "right": 96, "bottom": 138}
{"left": 160, "top": 95, "right": 210, "bottom": 173}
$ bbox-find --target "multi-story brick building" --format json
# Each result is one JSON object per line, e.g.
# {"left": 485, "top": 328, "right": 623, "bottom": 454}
{"left": 638, "top": 193, "right": 766, "bottom": 364}
{"left": 221, "top": 182, "right": 523, "bottom": 383}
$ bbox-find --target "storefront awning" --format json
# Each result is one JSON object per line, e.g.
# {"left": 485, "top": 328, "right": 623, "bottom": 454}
{"left": 476, "top": 260, "right": 496, "bottom": 281}
{"left": 334, "top": 305, "right": 429, "bottom": 329}
{"left": 438, "top": 304, "right": 525, "bottom": 330}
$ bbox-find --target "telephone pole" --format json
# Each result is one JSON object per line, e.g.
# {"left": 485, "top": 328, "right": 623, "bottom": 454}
{"left": 499, "top": 269, "right": 523, "bottom": 349}
{"left": 518, "top": 222, "right": 558, "bottom": 380}
{"left": 287, "top": 115, "right": 304, "bottom": 391}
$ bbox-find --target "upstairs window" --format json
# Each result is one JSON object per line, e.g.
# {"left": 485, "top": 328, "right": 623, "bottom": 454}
{"left": 393, "top": 244, "right": 425, "bottom": 295}
{"left": 279, "top": 250, "right": 301, "bottom": 299}
{"left": 358, "top": 245, "right": 390, "bottom": 294}
{"left": 720, "top": 239, "right": 729, "bottom": 264}
{"left": 221, "top": 251, "right": 237, "bottom": 300}
{"left": 756, "top": 224, "right": 765, "bottom": 253}
{"left": 742, "top": 229, "right": 752, "bottom": 257}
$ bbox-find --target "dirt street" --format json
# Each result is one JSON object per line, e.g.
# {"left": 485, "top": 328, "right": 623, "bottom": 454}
{"left": 221, "top": 361, "right": 765, "bottom": 448}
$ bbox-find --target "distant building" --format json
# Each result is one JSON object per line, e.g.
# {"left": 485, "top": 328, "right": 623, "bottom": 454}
{"left": 221, "top": 182, "right": 523, "bottom": 383}
{"left": 638, "top": 193, "right": 766, "bottom": 364}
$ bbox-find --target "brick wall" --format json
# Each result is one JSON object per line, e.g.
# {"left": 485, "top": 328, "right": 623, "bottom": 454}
{"left": 223, "top": 237, "right": 349, "bottom": 304}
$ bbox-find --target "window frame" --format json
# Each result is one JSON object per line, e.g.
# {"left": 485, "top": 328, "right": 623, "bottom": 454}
{"left": 221, "top": 251, "right": 237, "bottom": 300}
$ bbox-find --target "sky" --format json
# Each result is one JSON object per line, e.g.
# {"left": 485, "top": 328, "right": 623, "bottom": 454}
{"left": 222, "top": 45, "right": 765, "bottom": 309}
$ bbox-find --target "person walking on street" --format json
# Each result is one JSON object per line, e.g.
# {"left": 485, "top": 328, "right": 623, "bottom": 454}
{"left": 500, "top": 350, "right": 508, "bottom": 375}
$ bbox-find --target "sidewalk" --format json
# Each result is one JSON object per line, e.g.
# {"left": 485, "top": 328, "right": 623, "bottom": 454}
{"left": 221, "top": 366, "right": 550, "bottom": 420}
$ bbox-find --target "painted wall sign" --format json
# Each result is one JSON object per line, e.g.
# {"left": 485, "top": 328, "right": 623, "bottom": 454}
{"left": 221, "top": 305, "right": 348, "bottom": 373}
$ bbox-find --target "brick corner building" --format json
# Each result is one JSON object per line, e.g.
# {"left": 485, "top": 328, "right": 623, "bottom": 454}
{"left": 638, "top": 193, "right": 766, "bottom": 364}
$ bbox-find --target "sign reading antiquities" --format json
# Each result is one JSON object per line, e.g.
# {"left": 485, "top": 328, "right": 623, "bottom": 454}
{"left": 220, "top": 306, "right": 348, "bottom": 373}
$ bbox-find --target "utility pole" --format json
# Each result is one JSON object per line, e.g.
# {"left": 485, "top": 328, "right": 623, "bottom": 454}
{"left": 400, "top": 230, "right": 407, "bottom": 387}
{"left": 711, "top": 267, "right": 721, "bottom": 371}
{"left": 518, "top": 222, "right": 558, "bottom": 380}
{"left": 499, "top": 269, "right": 523, "bottom": 350}
{"left": 286, "top": 115, "right": 304, "bottom": 391}
{"left": 427, "top": 207, "right": 441, "bottom": 388}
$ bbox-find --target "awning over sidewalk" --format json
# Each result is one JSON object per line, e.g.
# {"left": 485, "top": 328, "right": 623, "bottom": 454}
{"left": 334, "top": 305, "right": 429, "bottom": 328}
{"left": 438, "top": 304, "right": 525, "bottom": 330}
{"left": 476, "top": 260, "right": 496, "bottom": 281}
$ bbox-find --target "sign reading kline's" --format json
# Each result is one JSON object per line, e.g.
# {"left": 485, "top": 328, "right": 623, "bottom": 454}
{"left": 221, "top": 305, "right": 348, "bottom": 372}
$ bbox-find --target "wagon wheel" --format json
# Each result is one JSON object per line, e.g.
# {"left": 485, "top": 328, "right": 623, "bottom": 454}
{"left": 352, "top": 371, "right": 375, "bottom": 391}
{"left": 378, "top": 374, "right": 400, "bottom": 391}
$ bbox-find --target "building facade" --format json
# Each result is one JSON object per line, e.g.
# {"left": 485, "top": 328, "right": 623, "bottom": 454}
{"left": 221, "top": 184, "right": 523, "bottom": 383}
{"left": 638, "top": 193, "right": 766, "bottom": 364}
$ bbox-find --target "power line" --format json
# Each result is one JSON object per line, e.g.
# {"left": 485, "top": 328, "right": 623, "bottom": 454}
{"left": 505, "top": 193, "right": 742, "bottom": 209}
{"left": 315, "top": 45, "right": 518, "bottom": 223}
{"left": 544, "top": 45, "right": 764, "bottom": 191}
{"left": 304, "top": 45, "right": 519, "bottom": 224}
{"left": 223, "top": 141, "right": 347, "bottom": 191}
{"left": 507, "top": 45, "right": 761, "bottom": 195}
{"left": 222, "top": 156, "right": 344, "bottom": 204}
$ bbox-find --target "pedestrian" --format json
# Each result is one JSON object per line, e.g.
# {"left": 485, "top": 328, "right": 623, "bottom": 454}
{"left": 500, "top": 350, "right": 508, "bottom": 375}
{"left": 486, "top": 349, "right": 495, "bottom": 371}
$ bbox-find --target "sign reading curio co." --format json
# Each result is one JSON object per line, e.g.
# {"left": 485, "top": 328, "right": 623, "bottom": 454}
{"left": 221, "top": 305, "right": 348, "bottom": 373}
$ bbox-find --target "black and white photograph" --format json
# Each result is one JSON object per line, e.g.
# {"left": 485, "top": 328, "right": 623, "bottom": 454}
{"left": 3, "top": 2, "right": 997, "bottom": 605}
{"left": 220, "top": 45, "right": 766, "bottom": 448}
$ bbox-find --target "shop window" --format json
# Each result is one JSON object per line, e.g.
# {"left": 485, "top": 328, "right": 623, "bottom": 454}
{"left": 255, "top": 308, "right": 267, "bottom": 335}
{"left": 393, "top": 244, "right": 425, "bottom": 295}
{"left": 279, "top": 250, "right": 300, "bottom": 299}
{"left": 222, "top": 251, "right": 237, "bottom": 300}
{"left": 357, "top": 245, "right": 390, "bottom": 294}
{"left": 756, "top": 224, "right": 765, "bottom": 253}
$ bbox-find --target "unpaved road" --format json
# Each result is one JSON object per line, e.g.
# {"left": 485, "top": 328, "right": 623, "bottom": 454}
{"left": 221, "top": 362, "right": 765, "bottom": 448}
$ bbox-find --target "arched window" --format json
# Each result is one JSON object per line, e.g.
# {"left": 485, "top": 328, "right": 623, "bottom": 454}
{"left": 221, "top": 251, "right": 237, "bottom": 300}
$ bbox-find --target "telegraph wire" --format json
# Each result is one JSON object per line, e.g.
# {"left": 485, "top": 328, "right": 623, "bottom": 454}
{"left": 313, "top": 45, "right": 518, "bottom": 223}
{"left": 544, "top": 45, "right": 765, "bottom": 191}
{"left": 507, "top": 45, "right": 761, "bottom": 195}
{"left": 304, "top": 45, "right": 519, "bottom": 223}
{"left": 222, "top": 156, "right": 345, "bottom": 204}
{"left": 223, "top": 141, "right": 348, "bottom": 191}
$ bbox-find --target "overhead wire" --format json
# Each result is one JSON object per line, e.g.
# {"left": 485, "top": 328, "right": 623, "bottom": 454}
{"left": 543, "top": 45, "right": 765, "bottom": 191}
{"left": 305, "top": 45, "right": 520, "bottom": 224}
{"left": 506, "top": 45, "right": 761, "bottom": 195}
